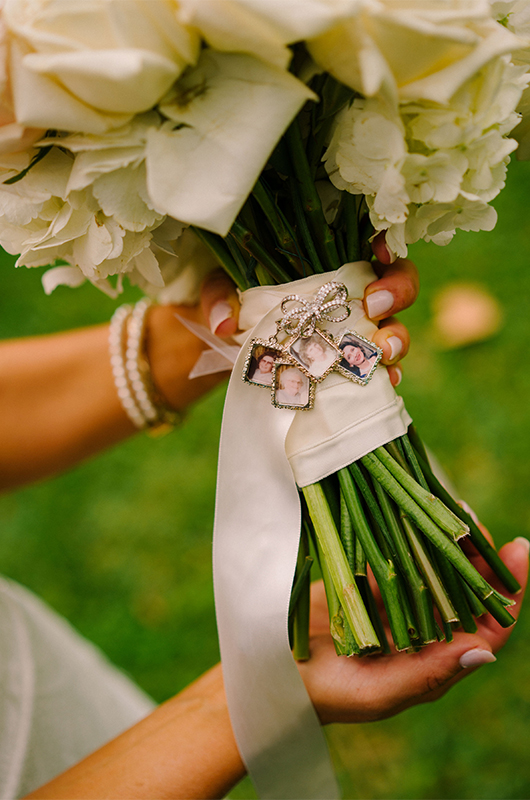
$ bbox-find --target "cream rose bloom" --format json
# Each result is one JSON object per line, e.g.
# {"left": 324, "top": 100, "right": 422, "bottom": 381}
{"left": 2, "top": 0, "right": 200, "bottom": 134}
{"left": 177, "top": 0, "right": 358, "bottom": 69}
{"left": 308, "top": 0, "right": 521, "bottom": 105}
{"left": 0, "top": 5, "right": 43, "bottom": 154}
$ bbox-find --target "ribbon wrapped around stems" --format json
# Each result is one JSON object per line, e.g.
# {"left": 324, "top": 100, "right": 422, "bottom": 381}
{"left": 213, "top": 262, "right": 411, "bottom": 799}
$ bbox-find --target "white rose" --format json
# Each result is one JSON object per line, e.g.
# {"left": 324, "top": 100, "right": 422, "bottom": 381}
{"left": 0, "top": 10, "right": 43, "bottom": 153}
{"left": 177, "top": 0, "right": 358, "bottom": 69}
{"left": 3, "top": 0, "right": 200, "bottom": 134}
{"left": 308, "top": 0, "right": 522, "bottom": 105}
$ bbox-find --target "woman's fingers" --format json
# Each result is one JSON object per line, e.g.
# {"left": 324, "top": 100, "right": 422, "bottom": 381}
{"left": 373, "top": 316, "right": 409, "bottom": 364}
{"left": 200, "top": 269, "right": 240, "bottom": 337}
{"left": 364, "top": 256, "right": 420, "bottom": 321}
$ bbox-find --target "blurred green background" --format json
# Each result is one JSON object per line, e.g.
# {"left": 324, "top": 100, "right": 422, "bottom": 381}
{"left": 1, "top": 160, "right": 529, "bottom": 800}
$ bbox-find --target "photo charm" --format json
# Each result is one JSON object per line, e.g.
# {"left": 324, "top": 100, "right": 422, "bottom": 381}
{"left": 336, "top": 331, "right": 382, "bottom": 385}
{"left": 273, "top": 363, "right": 314, "bottom": 411}
{"left": 288, "top": 329, "right": 340, "bottom": 382}
{"left": 242, "top": 339, "right": 283, "bottom": 387}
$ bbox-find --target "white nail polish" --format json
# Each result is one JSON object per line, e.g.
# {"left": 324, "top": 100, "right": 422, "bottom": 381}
{"left": 385, "top": 244, "right": 397, "bottom": 264}
{"left": 387, "top": 335, "right": 402, "bottom": 361}
{"left": 459, "top": 649, "right": 496, "bottom": 668}
{"left": 392, "top": 366, "right": 402, "bottom": 387}
{"left": 365, "top": 290, "right": 394, "bottom": 319}
{"left": 514, "top": 536, "right": 530, "bottom": 554}
{"left": 209, "top": 301, "right": 233, "bottom": 334}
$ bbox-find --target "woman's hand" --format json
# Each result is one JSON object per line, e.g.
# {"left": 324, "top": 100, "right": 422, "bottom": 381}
{"left": 364, "top": 233, "right": 420, "bottom": 387}
{"left": 297, "top": 536, "right": 529, "bottom": 725}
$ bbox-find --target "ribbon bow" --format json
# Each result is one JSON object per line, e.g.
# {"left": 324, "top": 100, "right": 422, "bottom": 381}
{"left": 279, "top": 281, "right": 351, "bottom": 338}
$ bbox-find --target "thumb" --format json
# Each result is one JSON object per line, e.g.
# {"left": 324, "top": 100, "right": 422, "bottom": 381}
{"left": 200, "top": 269, "right": 240, "bottom": 337}
{"left": 393, "top": 633, "right": 497, "bottom": 709}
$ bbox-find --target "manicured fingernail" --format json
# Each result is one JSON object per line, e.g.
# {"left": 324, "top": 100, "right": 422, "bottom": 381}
{"left": 385, "top": 244, "right": 397, "bottom": 263}
{"left": 209, "top": 301, "right": 233, "bottom": 334}
{"left": 459, "top": 649, "right": 496, "bottom": 668}
{"left": 392, "top": 366, "right": 402, "bottom": 387}
{"left": 514, "top": 536, "right": 530, "bottom": 554}
{"left": 365, "top": 290, "right": 394, "bottom": 319}
{"left": 386, "top": 335, "right": 402, "bottom": 361}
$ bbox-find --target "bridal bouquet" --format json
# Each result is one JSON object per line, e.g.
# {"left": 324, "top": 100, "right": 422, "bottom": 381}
{"left": 0, "top": 1, "right": 528, "bottom": 797}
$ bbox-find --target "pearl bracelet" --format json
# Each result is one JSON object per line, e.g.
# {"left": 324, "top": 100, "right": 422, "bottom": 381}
{"left": 109, "top": 299, "right": 180, "bottom": 434}
{"left": 109, "top": 303, "right": 146, "bottom": 430}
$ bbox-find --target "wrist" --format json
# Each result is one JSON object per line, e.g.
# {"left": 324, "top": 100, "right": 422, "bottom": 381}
{"left": 145, "top": 304, "right": 229, "bottom": 412}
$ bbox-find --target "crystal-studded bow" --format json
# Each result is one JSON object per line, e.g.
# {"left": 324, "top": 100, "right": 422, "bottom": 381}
{"left": 279, "top": 281, "right": 351, "bottom": 338}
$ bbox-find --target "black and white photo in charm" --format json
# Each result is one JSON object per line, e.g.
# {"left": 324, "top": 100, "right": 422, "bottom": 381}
{"left": 272, "top": 363, "right": 314, "bottom": 410}
{"left": 336, "top": 331, "right": 382, "bottom": 385}
{"left": 242, "top": 339, "right": 283, "bottom": 387}
{"left": 287, "top": 329, "right": 340, "bottom": 382}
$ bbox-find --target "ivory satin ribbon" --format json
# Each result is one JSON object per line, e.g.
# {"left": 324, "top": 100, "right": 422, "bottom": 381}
{"left": 213, "top": 262, "right": 411, "bottom": 798}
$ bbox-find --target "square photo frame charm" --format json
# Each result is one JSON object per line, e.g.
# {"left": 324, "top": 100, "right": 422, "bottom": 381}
{"left": 242, "top": 339, "right": 283, "bottom": 388}
{"left": 287, "top": 329, "right": 340, "bottom": 383}
{"left": 272, "top": 362, "right": 314, "bottom": 411}
{"left": 335, "top": 331, "right": 382, "bottom": 385}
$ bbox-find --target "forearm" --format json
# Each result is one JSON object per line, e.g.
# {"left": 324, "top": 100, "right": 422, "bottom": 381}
{"left": 26, "top": 664, "right": 246, "bottom": 800}
{"left": 0, "top": 305, "right": 224, "bottom": 490}
{"left": 0, "top": 324, "right": 133, "bottom": 489}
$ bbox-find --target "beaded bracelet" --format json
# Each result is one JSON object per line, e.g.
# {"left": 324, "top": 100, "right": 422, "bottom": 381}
{"left": 109, "top": 299, "right": 180, "bottom": 435}
{"left": 125, "top": 298, "right": 180, "bottom": 435}
{"left": 109, "top": 303, "right": 146, "bottom": 430}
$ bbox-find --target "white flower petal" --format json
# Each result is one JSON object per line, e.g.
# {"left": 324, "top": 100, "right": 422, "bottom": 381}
{"left": 146, "top": 51, "right": 315, "bottom": 235}
{"left": 42, "top": 264, "right": 86, "bottom": 294}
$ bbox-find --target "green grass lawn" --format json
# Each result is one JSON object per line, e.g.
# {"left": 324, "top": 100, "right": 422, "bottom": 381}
{"left": 1, "top": 159, "right": 530, "bottom": 799}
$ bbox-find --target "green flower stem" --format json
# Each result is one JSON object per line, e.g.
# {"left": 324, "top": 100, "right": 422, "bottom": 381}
{"left": 429, "top": 546, "right": 477, "bottom": 633}
{"left": 410, "top": 445, "right": 522, "bottom": 595}
{"left": 191, "top": 227, "right": 248, "bottom": 291}
{"left": 305, "top": 518, "right": 359, "bottom": 655}
{"left": 400, "top": 434, "right": 430, "bottom": 490}
{"left": 290, "top": 177, "right": 325, "bottom": 274}
{"left": 460, "top": 576, "right": 487, "bottom": 618}
{"left": 374, "top": 481, "right": 437, "bottom": 643}
{"left": 252, "top": 179, "right": 306, "bottom": 278}
{"left": 356, "top": 575, "right": 391, "bottom": 654}
{"left": 225, "top": 234, "right": 251, "bottom": 280}
{"left": 361, "top": 453, "right": 516, "bottom": 627}
{"left": 342, "top": 193, "right": 361, "bottom": 262}
{"left": 291, "top": 527, "right": 311, "bottom": 661}
{"left": 337, "top": 469, "right": 412, "bottom": 651}
{"left": 349, "top": 463, "right": 398, "bottom": 562}
{"left": 340, "top": 491, "right": 355, "bottom": 573}
{"left": 399, "top": 515, "right": 458, "bottom": 625}
{"left": 354, "top": 536, "right": 367, "bottom": 577}
{"left": 284, "top": 121, "right": 341, "bottom": 272}
{"left": 302, "top": 483, "right": 380, "bottom": 652}
{"left": 374, "top": 447, "right": 469, "bottom": 541}
{"left": 230, "top": 220, "right": 292, "bottom": 284}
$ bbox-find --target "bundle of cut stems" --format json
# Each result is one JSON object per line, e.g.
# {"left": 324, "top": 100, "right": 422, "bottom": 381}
{"left": 292, "top": 427, "right": 519, "bottom": 659}
{"left": 193, "top": 67, "right": 521, "bottom": 659}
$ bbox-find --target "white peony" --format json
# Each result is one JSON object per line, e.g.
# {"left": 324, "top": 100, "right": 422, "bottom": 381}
{"left": 2, "top": 0, "right": 200, "bottom": 134}
{"left": 489, "top": 0, "right": 530, "bottom": 157}
{"left": 0, "top": 145, "right": 166, "bottom": 296}
{"left": 325, "top": 47, "right": 527, "bottom": 256}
